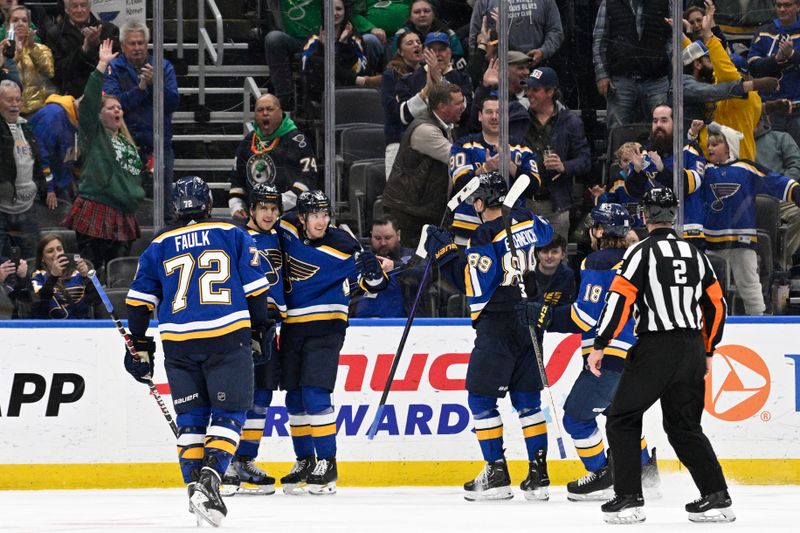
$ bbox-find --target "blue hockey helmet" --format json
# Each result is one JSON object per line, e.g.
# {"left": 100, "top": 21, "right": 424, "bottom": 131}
{"left": 468, "top": 171, "right": 508, "bottom": 208}
{"left": 250, "top": 183, "right": 282, "bottom": 212}
{"left": 588, "top": 202, "right": 631, "bottom": 237}
{"left": 172, "top": 176, "right": 211, "bottom": 218}
{"left": 297, "top": 190, "right": 331, "bottom": 216}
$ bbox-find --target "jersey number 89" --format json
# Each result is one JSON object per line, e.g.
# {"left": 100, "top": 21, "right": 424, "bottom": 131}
{"left": 164, "top": 250, "right": 232, "bottom": 312}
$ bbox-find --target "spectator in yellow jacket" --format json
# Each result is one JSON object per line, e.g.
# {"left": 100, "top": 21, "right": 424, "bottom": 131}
{"left": 5, "top": 6, "right": 54, "bottom": 115}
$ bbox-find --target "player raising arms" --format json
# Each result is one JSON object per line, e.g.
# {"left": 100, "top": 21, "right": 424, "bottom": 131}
{"left": 424, "top": 172, "right": 554, "bottom": 502}
{"left": 221, "top": 184, "right": 286, "bottom": 496}
{"left": 125, "top": 176, "right": 273, "bottom": 526}
{"left": 278, "top": 190, "right": 388, "bottom": 495}
{"left": 517, "top": 203, "right": 660, "bottom": 502}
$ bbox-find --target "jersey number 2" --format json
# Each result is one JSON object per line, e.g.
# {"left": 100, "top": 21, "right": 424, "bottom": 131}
{"left": 164, "top": 250, "right": 231, "bottom": 312}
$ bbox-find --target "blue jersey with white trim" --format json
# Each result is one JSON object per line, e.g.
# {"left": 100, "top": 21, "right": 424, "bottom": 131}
{"left": 247, "top": 227, "right": 287, "bottom": 320}
{"left": 462, "top": 208, "right": 552, "bottom": 324}
{"left": 278, "top": 212, "right": 366, "bottom": 336}
{"left": 702, "top": 159, "right": 800, "bottom": 250}
{"left": 126, "top": 220, "right": 269, "bottom": 357}
{"left": 552, "top": 247, "right": 635, "bottom": 373}
{"left": 449, "top": 134, "right": 540, "bottom": 244}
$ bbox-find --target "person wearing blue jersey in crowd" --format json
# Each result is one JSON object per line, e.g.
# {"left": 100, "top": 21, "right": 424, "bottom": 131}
{"left": 702, "top": 122, "right": 800, "bottom": 315}
{"left": 424, "top": 172, "right": 553, "bottom": 502}
{"left": 125, "top": 176, "right": 272, "bottom": 527}
{"left": 221, "top": 184, "right": 285, "bottom": 496}
{"left": 277, "top": 190, "right": 388, "bottom": 495}
{"left": 449, "top": 94, "right": 540, "bottom": 245}
{"left": 516, "top": 203, "right": 660, "bottom": 502}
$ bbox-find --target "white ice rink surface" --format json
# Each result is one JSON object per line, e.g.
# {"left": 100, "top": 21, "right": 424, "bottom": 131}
{"left": 3, "top": 475, "right": 798, "bottom": 532}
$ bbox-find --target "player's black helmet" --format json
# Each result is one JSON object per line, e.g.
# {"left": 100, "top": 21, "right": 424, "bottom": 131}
{"left": 172, "top": 176, "right": 211, "bottom": 218}
{"left": 469, "top": 172, "right": 508, "bottom": 208}
{"left": 297, "top": 190, "right": 331, "bottom": 216}
{"left": 587, "top": 202, "right": 631, "bottom": 237}
{"left": 250, "top": 183, "right": 282, "bottom": 212}
{"left": 639, "top": 187, "right": 678, "bottom": 224}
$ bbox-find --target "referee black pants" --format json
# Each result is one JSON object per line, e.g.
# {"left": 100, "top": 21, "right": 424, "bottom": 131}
{"left": 606, "top": 330, "right": 728, "bottom": 496}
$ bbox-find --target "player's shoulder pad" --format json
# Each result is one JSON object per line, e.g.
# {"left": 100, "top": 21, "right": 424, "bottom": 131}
{"left": 470, "top": 218, "right": 501, "bottom": 247}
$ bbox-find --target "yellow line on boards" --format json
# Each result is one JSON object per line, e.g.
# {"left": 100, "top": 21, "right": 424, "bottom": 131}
{"left": 1, "top": 459, "right": 798, "bottom": 490}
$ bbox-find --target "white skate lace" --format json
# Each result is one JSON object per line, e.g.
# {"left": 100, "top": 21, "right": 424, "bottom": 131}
{"left": 289, "top": 459, "right": 308, "bottom": 474}
{"left": 474, "top": 464, "right": 490, "bottom": 485}
{"left": 311, "top": 459, "right": 329, "bottom": 476}
{"left": 576, "top": 471, "right": 598, "bottom": 486}
{"left": 241, "top": 460, "right": 266, "bottom": 478}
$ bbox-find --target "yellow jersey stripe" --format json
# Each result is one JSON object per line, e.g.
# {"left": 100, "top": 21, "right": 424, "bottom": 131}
{"left": 522, "top": 423, "right": 547, "bottom": 438}
{"left": 576, "top": 441, "right": 605, "bottom": 458}
{"left": 160, "top": 320, "right": 251, "bottom": 341}
{"left": 283, "top": 312, "right": 348, "bottom": 324}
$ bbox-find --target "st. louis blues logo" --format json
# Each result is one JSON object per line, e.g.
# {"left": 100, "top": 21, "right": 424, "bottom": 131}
{"left": 284, "top": 255, "right": 320, "bottom": 293}
{"left": 247, "top": 154, "right": 277, "bottom": 187}
{"left": 709, "top": 183, "right": 741, "bottom": 212}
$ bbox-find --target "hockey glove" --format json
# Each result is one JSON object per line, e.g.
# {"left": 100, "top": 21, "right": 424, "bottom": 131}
{"left": 251, "top": 319, "right": 277, "bottom": 364}
{"left": 124, "top": 335, "right": 155, "bottom": 384}
{"left": 514, "top": 301, "right": 552, "bottom": 330}
{"left": 424, "top": 226, "right": 458, "bottom": 266}
{"left": 355, "top": 250, "right": 384, "bottom": 282}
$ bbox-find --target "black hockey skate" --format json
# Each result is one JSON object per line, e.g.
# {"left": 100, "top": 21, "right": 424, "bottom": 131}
{"left": 189, "top": 466, "right": 228, "bottom": 527}
{"left": 567, "top": 465, "right": 613, "bottom": 502}
{"left": 463, "top": 459, "right": 513, "bottom": 502}
{"left": 220, "top": 455, "right": 276, "bottom": 496}
{"left": 641, "top": 447, "right": 661, "bottom": 499}
{"left": 307, "top": 457, "right": 338, "bottom": 495}
{"left": 281, "top": 455, "right": 317, "bottom": 495}
{"left": 686, "top": 490, "right": 736, "bottom": 523}
{"left": 520, "top": 449, "right": 550, "bottom": 501}
{"left": 602, "top": 493, "right": 645, "bottom": 524}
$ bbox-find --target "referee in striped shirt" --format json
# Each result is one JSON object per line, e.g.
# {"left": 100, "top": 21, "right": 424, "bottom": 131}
{"left": 587, "top": 188, "right": 734, "bottom": 524}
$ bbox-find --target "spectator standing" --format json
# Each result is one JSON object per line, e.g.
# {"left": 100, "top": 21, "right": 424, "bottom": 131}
{"left": 103, "top": 19, "right": 179, "bottom": 219}
{"left": 0, "top": 251, "right": 31, "bottom": 318}
{"left": 592, "top": 0, "right": 671, "bottom": 129}
{"left": 27, "top": 92, "right": 82, "bottom": 203}
{"left": 384, "top": 80, "right": 465, "bottom": 248}
{"left": 228, "top": 93, "right": 320, "bottom": 220}
{"left": 349, "top": 0, "right": 413, "bottom": 73}
{"left": 390, "top": 0, "right": 466, "bottom": 71}
{"left": 30, "top": 232, "right": 96, "bottom": 319}
{"left": 63, "top": 39, "right": 144, "bottom": 274}
{"left": 755, "top": 111, "right": 800, "bottom": 271}
{"left": 471, "top": 52, "right": 532, "bottom": 138}
{"left": 5, "top": 5, "right": 54, "bottom": 115}
{"left": 524, "top": 67, "right": 591, "bottom": 240}
{"left": 381, "top": 30, "right": 423, "bottom": 177}
{"left": 45, "top": 0, "right": 118, "bottom": 98}
{"left": 0, "top": 78, "right": 46, "bottom": 259}
{"left": 468, "top": 0, "right": 563, "bottom": 67}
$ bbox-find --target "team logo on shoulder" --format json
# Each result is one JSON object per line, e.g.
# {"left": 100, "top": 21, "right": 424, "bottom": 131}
{"left": 285, "top": 256, "right": 320, "bottom": 293}
{"left": 709, "top": 183, "right": 741, "bottom": 212}
{"left": 292, "top": 133, "right": 307, "bottom": 148}
{"left": 247, "top": 153, "right": 277, "bottom": 187}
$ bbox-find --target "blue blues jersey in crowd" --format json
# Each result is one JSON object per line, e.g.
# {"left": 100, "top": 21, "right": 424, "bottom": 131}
{"left": 701, "top": 159, "right": 800, "bottom": 250}
{"left": 247, "top": 227, "right": 287, "bottom": 320}
{"left": 449, "top": 134, "right": 540, "bottom": 244}
{"left": 278, "top": 212, "right": 384, "bottom": 336}
{"left": 351, "top": 247, "right": 420, "bottom": 318}
{"left": 600, "top": 170, "right": 656, "bottom": 228}
{"left": 440, "top": 208, "right": 552, "bottom": 324}
{"left": 549, "top": 247, "right": 635, "bottom": 373}
{"left": 30, "top": 270, "right": 94, "bottom": 319}
{"left": 126, "top": 219, "right": 270, "bottom": 357}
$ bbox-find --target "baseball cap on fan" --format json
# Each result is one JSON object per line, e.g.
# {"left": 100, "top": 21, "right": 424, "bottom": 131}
{"left": 682, "top": 40, "right": 709, "bottom": 66}
{"left": 508, "top": 50, "right": 532, "bottom": 64}
{"left": 424, "top": 32, "right": 450, "bottom": 48}
{"left": 526, "top": 67, "right": 559, "bottom": 89}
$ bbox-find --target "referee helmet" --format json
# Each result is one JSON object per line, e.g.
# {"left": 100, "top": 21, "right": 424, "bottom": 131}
{"left": 640, "top": 187, "right": 678, "bottom": 224}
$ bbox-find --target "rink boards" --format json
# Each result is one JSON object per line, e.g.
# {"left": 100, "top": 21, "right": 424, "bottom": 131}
{"left": 1, "top": 317, "right": 799, "bottom": 489}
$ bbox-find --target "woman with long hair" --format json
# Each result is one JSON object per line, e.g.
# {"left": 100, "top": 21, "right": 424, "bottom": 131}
{"left": 30, "top": 233, "right": 96, "bottom": 319}
{"left": 63, "top": 38, "right": 144, "bottom": 273}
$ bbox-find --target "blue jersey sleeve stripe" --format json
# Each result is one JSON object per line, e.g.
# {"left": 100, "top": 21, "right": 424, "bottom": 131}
{"left": 126, "top": 289, "right": 160, "bottom": 307}
{"left": 243, "top": 277, "right": 270, "bottom": 296}
{"left": 286, "top": 303, "right": 350, "bottom": 317}
{"left": 570, "top": 304, "right": 594, "bottom": 331}
{"left": 317, "top": 246, "right": 353, "bottom": 260}
{"left": 125, "top": 298, "right": 155, "bottom": 311}
{"left": 284, "top": 312, "right": 348, "bottom": 323}
{"left": 160, "top": 310, "right": 251, "bottom": 333}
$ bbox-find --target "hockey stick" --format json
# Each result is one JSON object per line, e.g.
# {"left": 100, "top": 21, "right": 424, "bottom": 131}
{"left": 88, "top": 270, "right": 179, "bottom": 437}
{"left": 367, "top": 176, "right": 481, "bottom": 440}
{"left": 500, "top": 175, "right": 567, "bottom": 459}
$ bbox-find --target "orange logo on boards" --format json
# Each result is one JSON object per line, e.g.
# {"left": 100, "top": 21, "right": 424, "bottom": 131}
{"left": 705, "top": 345, "right": 770, "bottom": 421}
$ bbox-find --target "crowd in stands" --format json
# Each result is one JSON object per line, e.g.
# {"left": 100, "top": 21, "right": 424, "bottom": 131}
{"left": 2, "top": 0, "right": 800, "bottom": 320}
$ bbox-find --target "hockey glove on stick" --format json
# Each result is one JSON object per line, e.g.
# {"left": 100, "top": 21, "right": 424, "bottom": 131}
{"left": 125, "top": 335, "right": 156, "bottom": 384}
{"left": 251, "top": 319, "right": 277, "bottom": 364}
{"left": 514, "top": 301, "right": 552, "bottom": 330}
{"left": 422, "top": 226, "right": 458, "bottom": 266}
{"left": 355, "top": 250, "right": 384, "bottom": 282}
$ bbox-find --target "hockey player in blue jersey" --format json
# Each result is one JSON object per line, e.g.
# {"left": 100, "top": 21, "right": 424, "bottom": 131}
{"left": 703, "top": 122, "right": 800, "bottom": 315}
{"left": 125, "top": 176, "right": 272, "bottom": 526}
{"left": 424, "top": 172, "right": 554, "bottom": 502}
{"left": 221, "top": 184, "right": 286, "bottom": 496}
{"left": 277, "top": 190, "right": 388, "bottom": 495}
{"left": 449, "top": 95, "right": 540, "bottom": 244}
{"left": 516, "top": 203, "right": 660, "bottom": 501}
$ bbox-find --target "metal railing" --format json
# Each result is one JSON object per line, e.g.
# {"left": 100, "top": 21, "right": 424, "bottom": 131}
{"left": 243, "top": 77, "right": 263, "bottom": 134}
{"left": 197, "top": 0, "right": 225, "bottom": 106}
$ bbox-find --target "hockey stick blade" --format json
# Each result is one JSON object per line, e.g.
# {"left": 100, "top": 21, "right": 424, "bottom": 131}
{"left": 415, "top": 224, "right": 432, "bottom": 259}
{"left": 367, "top": 404, "right": 385, "bottom": 440}
{"left": 503, "top": 174, "right": 531, "bottom": 210}
{"left": 447, "top": 175, "right": 482, "bottom": 212}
